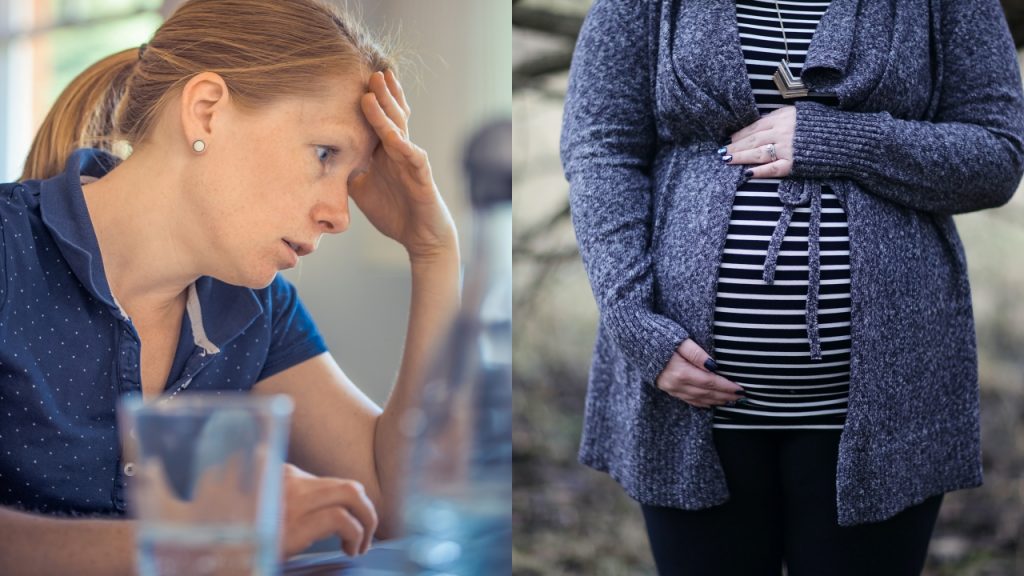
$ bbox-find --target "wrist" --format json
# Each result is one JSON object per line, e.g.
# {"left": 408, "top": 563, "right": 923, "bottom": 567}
{"left": 406, "top": 230, "right": 460, "bottom": 265}
{"left": 791, "top": 100, "right": 886, "bottom": 180}
{"left": 409, "top": 246, "right": 460, "bottom": 275}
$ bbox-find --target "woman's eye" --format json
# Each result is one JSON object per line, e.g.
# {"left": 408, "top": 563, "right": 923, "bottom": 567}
{"left": 316, "top": 145, "right": 339, "bottom": 165}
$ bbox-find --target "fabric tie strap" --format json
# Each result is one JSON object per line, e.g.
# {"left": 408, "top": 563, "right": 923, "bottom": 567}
{"left": 760, "top": 179, "right": 823, "bottom": 360}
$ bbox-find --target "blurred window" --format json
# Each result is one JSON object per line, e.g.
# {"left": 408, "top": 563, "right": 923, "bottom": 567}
{"left": 1, "top": 0, "right": 162, "bottom": 181}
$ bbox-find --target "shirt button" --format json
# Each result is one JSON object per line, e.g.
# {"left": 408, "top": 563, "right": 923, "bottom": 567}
{"left": 123, "top": 462, "right": 136, "bottom": 477}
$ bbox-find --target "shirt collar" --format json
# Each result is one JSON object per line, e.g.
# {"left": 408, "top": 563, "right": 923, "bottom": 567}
{"left": 189, "top": 276, "right": 263, "bottom": 355}
{"left": 37, "top": 148, "right": 263, "bottom": 354}
{"left": 38, "top": 148, "right": 120, "bottom": 312}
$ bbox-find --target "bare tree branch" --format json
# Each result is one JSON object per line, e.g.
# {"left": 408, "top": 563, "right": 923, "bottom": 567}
{"left": 513, "top": 51, "right": 574, "bottom": 91}
{"left": 513, "top": 201, "right": 572, "bottom": 249}
{"left": 512, "top": 5, "right": 585, "bottom": 40}
{"left": 513, "top": 245, "right": 579, "bottom": 263}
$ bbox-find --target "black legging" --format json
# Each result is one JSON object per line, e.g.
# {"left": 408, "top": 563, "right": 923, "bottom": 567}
{"left": 640, "top": 428, "right": 944, "bottom": 576}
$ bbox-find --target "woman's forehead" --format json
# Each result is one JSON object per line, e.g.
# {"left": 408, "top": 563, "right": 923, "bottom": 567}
{"left": 286, "top": 92, "right": 377, "bottom": 149}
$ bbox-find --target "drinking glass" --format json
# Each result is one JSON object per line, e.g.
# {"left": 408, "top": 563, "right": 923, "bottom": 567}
{"left": 118, "top": 393, "right": 293, "bottom": 576}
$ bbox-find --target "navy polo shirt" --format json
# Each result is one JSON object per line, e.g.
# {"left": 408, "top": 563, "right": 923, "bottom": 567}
{"left": 0, "top": 148, "right": 328, "bottom": 517}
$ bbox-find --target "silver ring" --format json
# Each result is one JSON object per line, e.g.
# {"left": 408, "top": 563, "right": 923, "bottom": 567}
{"left": 766, "top": 143, "right": 778, "bottom": 163}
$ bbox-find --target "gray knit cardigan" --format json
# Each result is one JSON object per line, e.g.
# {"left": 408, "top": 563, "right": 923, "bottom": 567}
{"left": 560, "top": 0, "right": 1024, "bottom": 526}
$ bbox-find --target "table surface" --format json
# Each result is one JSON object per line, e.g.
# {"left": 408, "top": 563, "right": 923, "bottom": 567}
{"left": 282, "top": 538, "right": 410, "bottom": 575}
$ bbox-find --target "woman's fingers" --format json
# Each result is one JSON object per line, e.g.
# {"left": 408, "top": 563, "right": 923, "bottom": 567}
{"left": 726, "top": 142, "right": 790, "bottom": 165}
{"left": 744, "top": 159, "right": 793, "bottom": 179}
{"left": 729, "top": 126, "right": 775, "bottom": 155}
{"left": 730, "top": 116, "right": 772, "bottom": 144}
{"left": 301, "top": 475, "right": 382, "bottom": 553}
{"left": 288, "top": 506, "right": 366, "bottom": 557}
{"left": 383, "top": 69, "right": 411, "bottom": 118}
{"left": 677, "top": 340, "right": 744, "bottom": 393}
{"left": 369, "top": 71, "right": 408, "bottom": 133}
{"left": 722, "top": 106, "right": 796, "bottom": 179}
{"left": 360, "top": 88, "right": 429, "bottom": 174}
{"left": 677, "top": 338, "right": 714, "bottom": 373}
{"left": 655, "top": 339, "right": 746, "bottom": 408}
{"left": 364, "top": 71, "right": 429, "bottom": 171}
{"left": 296, "top": 479, "right": 378, "bottom": 553}
{"left": 281, "top": 467, "right": 380, "bottom": 559}
{"left": 677, "top": 360, "right": 746, "bottom": 399}
{"left": 361, "top": 92, "right": 422, "bottom": 166}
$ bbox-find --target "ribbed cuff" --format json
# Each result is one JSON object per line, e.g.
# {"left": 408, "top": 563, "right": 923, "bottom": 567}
{"left": 605, "top": 304, "right": 689, "bottom": 388}
{"left": 791, "top": 100, "right": 888, "bottom": 181}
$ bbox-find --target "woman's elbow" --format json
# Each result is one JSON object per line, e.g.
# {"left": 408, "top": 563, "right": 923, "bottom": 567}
{"left": 987, "top": 142, "right": 1024, "bottom": 209}
{"left": 964, "top": 135, "right": 1024, "bottom": 212}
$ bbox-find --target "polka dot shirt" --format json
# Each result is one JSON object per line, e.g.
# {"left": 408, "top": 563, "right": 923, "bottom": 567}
{"left": 0, "top": 148, "right": 327, "bottom": 517}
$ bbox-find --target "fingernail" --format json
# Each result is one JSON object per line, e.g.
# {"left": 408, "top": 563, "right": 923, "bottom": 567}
{"left": 743, "top": 169, "right": 754, "bottom": 177}
{"left": 716, "top": 146, "right": 728, "bottom": 155}
{"left": 721, "top": 154, "right": 733, "bottom": 162}
{"left": 735, "top": 387, "right": 746, "bottom": 396}
{"left": 704, "top": 358, "right": 718, "bottom": 372}
{"left": 736, "top": 398, "right": 751, "bottom": 406}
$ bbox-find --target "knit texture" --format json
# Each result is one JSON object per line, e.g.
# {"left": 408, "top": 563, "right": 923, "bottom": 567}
{"left": 560, "top": 0, "right": 1024, "bottom": 526}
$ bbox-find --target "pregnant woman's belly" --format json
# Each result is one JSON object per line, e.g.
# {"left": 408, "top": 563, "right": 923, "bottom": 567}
{"left": 711, "top": 178, "right": 851, "bottom": 430}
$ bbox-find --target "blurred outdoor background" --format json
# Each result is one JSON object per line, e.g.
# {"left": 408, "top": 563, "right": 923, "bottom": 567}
{"left": 0, "top": 0, "right": 511, "bottom": 406}
{"left": 513, "top": 1, "right": 1024, "bottom": 574}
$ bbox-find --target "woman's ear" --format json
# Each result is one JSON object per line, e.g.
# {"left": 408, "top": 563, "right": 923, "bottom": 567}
{"left": 179, "top": 71, "right": 231, "bottom": 147}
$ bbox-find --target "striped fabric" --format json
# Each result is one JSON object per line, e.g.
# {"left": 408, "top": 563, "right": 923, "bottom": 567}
{"left": 711, "top": 0, "right": 850, "bottom": 430}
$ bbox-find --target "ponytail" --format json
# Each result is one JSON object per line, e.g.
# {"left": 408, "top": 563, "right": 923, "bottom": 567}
{"left": 18, "top": 47, "right": 138, "bottom": 182}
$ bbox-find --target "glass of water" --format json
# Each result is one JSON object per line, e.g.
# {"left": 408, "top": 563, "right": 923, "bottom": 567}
{"left": 118, "top": 393, "right": 293, "bottom": 576}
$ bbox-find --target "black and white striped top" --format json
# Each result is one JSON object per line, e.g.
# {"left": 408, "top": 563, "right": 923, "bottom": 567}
{"left": 711, "top": 0, "right": 850, "bottom": 430}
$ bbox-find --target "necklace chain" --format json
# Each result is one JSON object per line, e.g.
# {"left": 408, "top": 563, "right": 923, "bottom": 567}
{"left": 769, "top": 0, "right": 810, "bottom": 98}
{"left": 773, "top": 2, "right": 791, "bottom": 64}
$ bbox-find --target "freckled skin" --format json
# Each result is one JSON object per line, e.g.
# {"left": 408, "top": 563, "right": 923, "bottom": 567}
{"left": 176, "top": 74, "right": 378, "bottom": 289}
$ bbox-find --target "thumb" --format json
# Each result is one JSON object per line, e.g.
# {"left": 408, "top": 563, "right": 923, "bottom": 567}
{"left": 677, "top": 338, "right": 716, "bottom": 372}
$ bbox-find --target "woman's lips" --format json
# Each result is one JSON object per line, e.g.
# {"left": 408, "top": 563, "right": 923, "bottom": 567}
{"left": 282, "top": 239, "right": 313, "bottom": 257}
{"left": 281, "top": 240, "right": 299, "bottom": 267}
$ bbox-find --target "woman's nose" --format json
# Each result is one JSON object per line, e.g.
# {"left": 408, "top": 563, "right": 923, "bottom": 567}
{"left": 314, "top": 190, "right": 350, "bottom": 234}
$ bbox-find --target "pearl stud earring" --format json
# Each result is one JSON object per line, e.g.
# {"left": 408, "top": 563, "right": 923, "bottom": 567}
{"left": 192, "top": 139, "right": 206, "bottom": 153}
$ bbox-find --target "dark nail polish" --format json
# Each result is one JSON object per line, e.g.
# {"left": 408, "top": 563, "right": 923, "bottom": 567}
{"left": 721, "top": 154, "right": 733, "bottom": 162}
{"left": 717, "top": 146, "right": 728, "bottom": 155}
{"left": 735, "top": 388, "right": 746, "bottom": 396}
{"left": 743, "top": 169, "right": 754, "bottom": 177}
{"left": 735, "top": 397, "right": 751, "bottom": 406}
{"left": 704, "top": 358, "right": 718, "bottom": 372}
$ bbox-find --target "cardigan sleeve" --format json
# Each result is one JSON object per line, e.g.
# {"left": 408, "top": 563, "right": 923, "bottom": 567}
{"left": 560, "top": 0, "right": 689, "bottom": 386}
{"left": 790, "top": 0, "right": 1024, "bottom": 214}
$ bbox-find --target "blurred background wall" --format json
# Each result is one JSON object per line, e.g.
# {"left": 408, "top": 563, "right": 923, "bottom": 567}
{"left": 0, "top": 0, "right": 511, "bottom": 405}
{"left": 513, "top": 1, "right": 1024, "bottom": 575}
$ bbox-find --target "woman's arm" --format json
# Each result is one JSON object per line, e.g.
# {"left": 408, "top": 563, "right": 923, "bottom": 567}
{"left": 374, "top": 251, "right": 460, "bottom": 533}
{"left": 790, "top": 0, "right": 1024, "bottom": 214}
{"left": 256, "top": 67, "right": 461, "bottom": 540}
{"left": 252, "top": 249, "right": 460, "bottom": 540}
{"left": 560, "top": 0, "right": 689, "bottom": 384}
{"left": 0, "top": 506, "right": 136, "bottom": 575}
